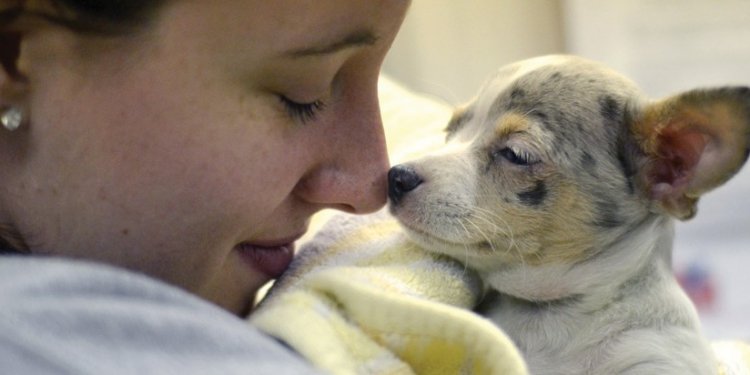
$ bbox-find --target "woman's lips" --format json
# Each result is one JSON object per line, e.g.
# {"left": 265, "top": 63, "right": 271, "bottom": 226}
{"left": 235, "top": 240, "right": 297, "bottom": 279}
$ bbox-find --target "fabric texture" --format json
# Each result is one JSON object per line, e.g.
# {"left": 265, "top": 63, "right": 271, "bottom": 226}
{"left": 0, "top": 256, "right": 321, "bottom": 375}
{"left": 252, "top": 212, "right": 528, "bottom": 375}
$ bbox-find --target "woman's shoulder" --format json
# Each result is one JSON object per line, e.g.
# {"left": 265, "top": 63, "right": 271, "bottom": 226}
{"left": 1, "top": 255, "right": 206, "bottom": 304}
{"left": 0, "top": 256, "right": 320, "bottom": 375}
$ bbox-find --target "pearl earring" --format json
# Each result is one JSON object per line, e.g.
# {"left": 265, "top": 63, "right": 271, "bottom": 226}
{"left": 1, "top": 107, "right": 23, "bottom": 131}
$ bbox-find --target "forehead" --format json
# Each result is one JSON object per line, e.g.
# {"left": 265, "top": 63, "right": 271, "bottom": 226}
{"left": 160, "top": 0, "right": 409, "bottom": 56}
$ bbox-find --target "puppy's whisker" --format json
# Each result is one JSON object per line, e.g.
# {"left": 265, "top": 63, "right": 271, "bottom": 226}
{"left": 464, "top": 218, "right": 499, "bottom": 254}
{"left": 466, "top": 214, "right": 508, "bottom": 239}
{"left": 461, "top": 242, "right": 470, "bottom": 276}
{"left": 468, "top": 209, "right": 508, "bottom": 233}
{"left": 472, "top": 206, "right": 516, "bottom": 245}
{"left": 455, "top": 219, "right": 472, "bottom": 242}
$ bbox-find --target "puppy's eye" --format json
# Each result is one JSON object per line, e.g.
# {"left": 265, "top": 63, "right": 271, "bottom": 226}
{"left": 493, "top": 147, "right": 538, "bottom": 166}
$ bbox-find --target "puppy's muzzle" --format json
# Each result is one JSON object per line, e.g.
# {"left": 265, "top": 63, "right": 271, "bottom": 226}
{"left": 388, "top": 164, "right": 423, "bottom": 204}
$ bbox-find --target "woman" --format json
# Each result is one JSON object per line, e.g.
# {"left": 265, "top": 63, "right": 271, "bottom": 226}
{"left": 0, "top": 0, "right": 410, "bottom": 373}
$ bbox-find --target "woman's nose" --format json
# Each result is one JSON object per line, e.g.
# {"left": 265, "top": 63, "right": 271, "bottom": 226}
{"left": 293, "top": 107, "right": 389, "bottom": 214}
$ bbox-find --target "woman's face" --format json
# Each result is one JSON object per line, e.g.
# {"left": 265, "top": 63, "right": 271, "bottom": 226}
{"left": 3, "top": 0, "right": 409, "bottom": 314}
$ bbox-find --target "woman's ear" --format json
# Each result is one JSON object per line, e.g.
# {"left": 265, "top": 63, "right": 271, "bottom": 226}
{"left": 631, "top": 87, "right": 750, "bottom": 220}
{"left": 0, "top": 28, "right": 29, "bottom": 108}
{"left": 0, "top": 25, "right": 31, "bottom": 136}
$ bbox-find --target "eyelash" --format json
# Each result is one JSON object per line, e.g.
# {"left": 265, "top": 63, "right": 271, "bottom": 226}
{"left": 492, "top": 146, "right": 539, "bottom": 166}
{"left": 279, "top": 96, "right": 326, "bottom": 124}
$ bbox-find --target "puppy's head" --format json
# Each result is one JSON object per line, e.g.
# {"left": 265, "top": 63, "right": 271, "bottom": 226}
{"left": 388, "top": 55, "right": 750, "bottom": 274}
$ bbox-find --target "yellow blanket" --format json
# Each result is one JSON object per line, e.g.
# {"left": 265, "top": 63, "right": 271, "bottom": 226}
{"left": 715, "top": 341, "right": 750, "bottom": 375}
{"left": 251, "top": 212, "right": 528, "bottom": 375}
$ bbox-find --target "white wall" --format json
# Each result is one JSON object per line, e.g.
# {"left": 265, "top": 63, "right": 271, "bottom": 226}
{"left": 564, "top": 0, "right": 750, "bottom": 97}
{"left": 383, "top": 0, "right": 565, "bottom": 104}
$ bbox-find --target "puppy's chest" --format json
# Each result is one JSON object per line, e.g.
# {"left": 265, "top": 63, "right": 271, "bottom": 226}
{"left": 477, "top": 291, "right": 625, "bottom": 373}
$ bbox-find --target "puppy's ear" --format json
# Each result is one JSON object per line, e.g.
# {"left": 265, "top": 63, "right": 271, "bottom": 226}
{"left": 632, "top": 87, "right": 750, "bottom": 220}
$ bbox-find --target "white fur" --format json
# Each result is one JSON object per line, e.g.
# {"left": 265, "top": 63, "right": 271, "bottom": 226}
{"left": 478, "top": 218, "right": 715, "bottom": 374}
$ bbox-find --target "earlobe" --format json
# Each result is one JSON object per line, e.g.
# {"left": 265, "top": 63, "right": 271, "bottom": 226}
{"left": 1, "top": 106, "right": 23, "bottom": 131}
{"left": 633, "top": 87, "right": 750, "bottom": 220}
{"left": 0, "top": 28, "right": 29, "bottom": 131}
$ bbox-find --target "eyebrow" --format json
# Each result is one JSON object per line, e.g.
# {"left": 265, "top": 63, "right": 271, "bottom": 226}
{"left": 284, "top": 30, "right": 379, "bottom": 58}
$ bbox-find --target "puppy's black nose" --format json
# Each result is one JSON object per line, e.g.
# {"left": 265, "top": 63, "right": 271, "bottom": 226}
{"left": 388, "top": 164, "right": 423, "bottom": 204}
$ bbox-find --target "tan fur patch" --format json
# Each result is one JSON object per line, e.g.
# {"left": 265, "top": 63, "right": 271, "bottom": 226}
{"left": 519, "top": 181, "right": 598, "bottom": 266}
{"left": 494, "top": 112, "right": 531, "bottom": 138}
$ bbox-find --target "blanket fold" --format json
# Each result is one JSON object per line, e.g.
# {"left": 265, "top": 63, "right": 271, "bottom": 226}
{"left": 251, "top": 212, "right": 528, "bottom": 375}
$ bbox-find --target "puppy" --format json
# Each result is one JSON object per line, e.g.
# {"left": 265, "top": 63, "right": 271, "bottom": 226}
{"left": 387, "top": 55, "right": 750, "bottom": 374}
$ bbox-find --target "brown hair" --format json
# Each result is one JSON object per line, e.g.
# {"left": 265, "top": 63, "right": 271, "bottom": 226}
{"left": 1, "top": 0, "right": 165, "bottom": 34}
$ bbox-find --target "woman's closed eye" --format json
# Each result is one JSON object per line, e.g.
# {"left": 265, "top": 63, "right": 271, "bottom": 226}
{"left": 279, "top": 96, "right": 327, "bottom": 124}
